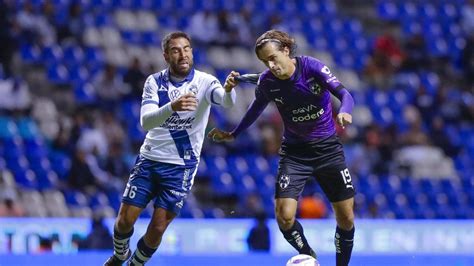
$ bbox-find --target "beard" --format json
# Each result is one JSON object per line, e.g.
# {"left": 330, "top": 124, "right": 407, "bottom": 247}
{"left": 170, "top": 59, "right": 194, "bottom": 78}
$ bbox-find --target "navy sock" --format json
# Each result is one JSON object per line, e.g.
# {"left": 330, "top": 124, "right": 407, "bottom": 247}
{"left": 280, "top": 220, "right": 312, "bottom": 255}
{"left": 335, "top": 226, "right": 354, "bottom": 266}
{"left": 129, "top": 237, "right": 157, "bottom": 266}
{"left": 113, "top": 227, "right": 133, "bottom": 260}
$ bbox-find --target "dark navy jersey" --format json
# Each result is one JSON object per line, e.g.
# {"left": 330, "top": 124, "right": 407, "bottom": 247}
{"left": 232, "top": 56, "right": 354, "bottom": 144}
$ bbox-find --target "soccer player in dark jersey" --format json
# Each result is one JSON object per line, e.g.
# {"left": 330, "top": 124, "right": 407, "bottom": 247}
{"left": 208, "top": 30, "right": 355, "bottom": 266}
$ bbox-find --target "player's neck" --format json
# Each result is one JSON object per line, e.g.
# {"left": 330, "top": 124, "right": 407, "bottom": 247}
{"left": 169, "top": 69, "right": 188, "bottom": 82}
{"left": 169, "top": 74, "right": 185, "bottom": 83}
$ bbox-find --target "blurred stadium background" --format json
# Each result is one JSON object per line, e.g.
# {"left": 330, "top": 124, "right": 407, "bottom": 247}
{"left": 0, "top": 0, "right": 473, "bottom": 265}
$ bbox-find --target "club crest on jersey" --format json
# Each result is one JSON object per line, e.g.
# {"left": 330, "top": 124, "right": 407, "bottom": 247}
{"left": 310, "top": 82, "right": 322, "bottom": 95}
{"left": 278, "top": 174, "right": 291, "bottom": 189}
{"left": 188, "top": 84, "right": 198, "bottom": 95}
{"left": 170, "top": 89, "right": 181, "bottom": 100}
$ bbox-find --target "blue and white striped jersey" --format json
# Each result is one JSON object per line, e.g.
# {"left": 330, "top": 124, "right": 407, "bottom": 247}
{"left": 139, "top": 68, "right": 236, "bottom": 166}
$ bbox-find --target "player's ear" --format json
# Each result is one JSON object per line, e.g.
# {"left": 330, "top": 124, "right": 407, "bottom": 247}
{"left": 283, "top": 46, "right": 290, "bottom": 56}
{"left": 163, "top": 52, "right": 170, "bottom": 63}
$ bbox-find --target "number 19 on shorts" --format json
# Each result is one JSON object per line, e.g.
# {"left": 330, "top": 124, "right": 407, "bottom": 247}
{"left": 340, "top": 168, "right": 354, "bottom": 189}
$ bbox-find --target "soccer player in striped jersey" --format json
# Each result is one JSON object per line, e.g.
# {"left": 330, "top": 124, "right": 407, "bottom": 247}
{"left": 209, "top": 30, "right": 356, "bottom": 266}
{"left": 104, "top": 31, "right": 238, "bottom": 266}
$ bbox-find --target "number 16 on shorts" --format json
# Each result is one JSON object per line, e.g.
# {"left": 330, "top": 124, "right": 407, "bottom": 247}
{"left": 123, "top": 183, "right": 137, "bottom": 199}
{"left": 340, "top": 168, "right": 353, "bottom": 189}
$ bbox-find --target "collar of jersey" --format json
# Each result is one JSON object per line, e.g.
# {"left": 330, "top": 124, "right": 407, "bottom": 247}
{"left": 288, "top": 56, "right": 302, "bottom": 82}
{"left": 166, "top": 67, "right": 195, "bottom": 87}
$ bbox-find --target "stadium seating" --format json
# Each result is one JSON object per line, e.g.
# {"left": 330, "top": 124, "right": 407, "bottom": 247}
{"left": 0, "top": 0, "right": 472, "bottom": 220}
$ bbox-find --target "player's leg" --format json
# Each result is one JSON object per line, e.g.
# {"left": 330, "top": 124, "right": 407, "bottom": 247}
{"left": 275, "top": 198, "right": 315, "bottom": 257}
{"left": 106, "top": 203, "right": 143, "bottom": 264}
{"left": 315, "top": 165, "right": 355, "bottom": 266}
{"left": 332, "top": 197, "right": 355, "bottom": 266}
{"left": 128, "top": 208, "right": 176, "bottom": 266}
{"left": 275, "top": 197, "right": 297, "bottom": 230}
{"left": 275, "top": 157, "right": 316, "bottom": 257}
{"left": 128, "top": 162, "right": 197, "bottom": 265}
{"left": 312, "top": 135, "right": 356, "bottom": 266}
{"left": 104, "top": 156, "right": 157, "bottom": 266}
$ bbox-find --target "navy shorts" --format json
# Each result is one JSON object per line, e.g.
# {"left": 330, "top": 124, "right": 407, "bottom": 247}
{"left": 121, "top": 155, "right": 197, "bottom": 214}
{"left": 275, "top": 135, "right": 355, "bottom": 202}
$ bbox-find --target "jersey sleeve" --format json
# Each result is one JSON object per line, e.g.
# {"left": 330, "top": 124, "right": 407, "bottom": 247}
{"left": 231, "top": 85, "right": 270, "bottom": 137}
{"left": 141, "top": 75, "right": 159, "bottom": 106}
{"left": 204, "top": 76, "right": 236, "bottom": 108}
{"left": 140, "top": 75, "right": 173, "bottom": 131}
{"left": 308, "top": 57, "right": 343, "bottom": 91}
{"left": 308, "top": 57, "right": 354, "bottom": 114}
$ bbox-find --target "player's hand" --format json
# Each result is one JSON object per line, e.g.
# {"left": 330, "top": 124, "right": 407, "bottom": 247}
{"left": 337, "top": 113, "right": 352, "bottom": 129}
{"left": 171, "top": 93, "right": 198, "bottom": 111}
{"left": 207, "top": 128, "right": 235, "bottom": 142}
{"left": 223, "top": 71, "right": 240, "bottom": 92}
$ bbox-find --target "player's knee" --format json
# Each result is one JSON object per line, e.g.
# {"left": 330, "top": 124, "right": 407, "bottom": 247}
{"left": 116, "top": 213, "right": 136, "bottom": 232}
{"left": 336, "top": 212, "right": 354, "bottom": 230}
{"left": 152, "top": 222, "right": 168, "bottom": 235}
{"left": 276, "top": 211, "right": 295, "bottom": 230}
{"left": 145, "top": 222, "right": 168, "bottom": 246}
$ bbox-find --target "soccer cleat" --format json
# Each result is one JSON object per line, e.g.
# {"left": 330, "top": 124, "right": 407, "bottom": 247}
{"left": 309, "top": 248, "right": 318, "bottom": 259}
{"left": 235, "top": 73, "right": 260, "bottom": 85}
{"left": 103, "top": 250, "right": 131, "bottom": 266}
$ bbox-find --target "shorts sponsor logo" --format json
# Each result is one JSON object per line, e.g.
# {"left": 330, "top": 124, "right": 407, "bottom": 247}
{"left": 278, "top": 174, "right": 291, "bottom": 189}
{"left": 170, "top": 190, "right": 187, "bottom": 197}
{"left": 182, "top": 168, "right": 191, "bottom": 189}
{"left": 176, "top": 199, "right": 184, "bottom": 208}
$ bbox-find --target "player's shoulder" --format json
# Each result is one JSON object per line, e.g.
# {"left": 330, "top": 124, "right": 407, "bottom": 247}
{"left": 299, "top": 55, "right": 325, "bottom": 68}
{"left": 258, "top": 70, "right": 277, "bottom": 86}
{"left": 193, "top": 69, "right": 222, "bottom": 89}
{"left": 148, "top": 69, "right": 167, "bottom": 83}
{"left": 193, "top": 69, "right": 218, "bottom": 82}
{"left": 299, "top": 55, "right": 331, "bottom": 78}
